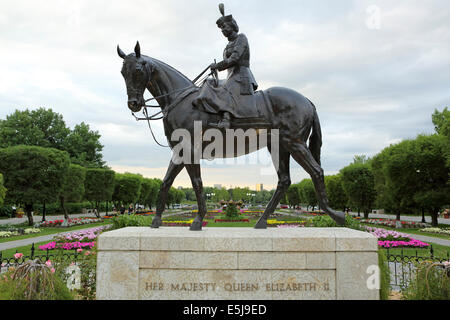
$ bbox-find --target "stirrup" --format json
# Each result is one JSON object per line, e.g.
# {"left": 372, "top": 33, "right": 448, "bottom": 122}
{"left": 209, "top": 119, "right": 230, "bottom": 129}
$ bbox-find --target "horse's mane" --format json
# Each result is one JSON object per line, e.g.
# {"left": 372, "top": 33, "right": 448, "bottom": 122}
{"left": 146, "top": 56, "right": 193, "bottom": 86}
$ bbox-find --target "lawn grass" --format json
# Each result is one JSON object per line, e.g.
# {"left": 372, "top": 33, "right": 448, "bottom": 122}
{"left": 2, "top": 240, "right": 54, "bottom": 257}
{"left": 382, "top": 242, "right": 450, "bottom": 260}
{"left": 0, "top": 221, "right": 112, "bottom": 244}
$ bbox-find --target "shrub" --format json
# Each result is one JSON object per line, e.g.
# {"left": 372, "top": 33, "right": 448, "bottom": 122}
{"left": 378, "top": 249, "right": 391, "bottom": 300}
{"left": 0, "top": 260, "right": 73, "bottom": 300}
{"left": 111, "top": 214, "right": 149, "bottom": 229}
{"left": 0, "top": 205, "right": 12, "bottom": 218}
{"left": 225, "top": 202, "right": 239, "bottom": 219}
{"left": 402, "top": 261, "right": 450, "bottom": 300}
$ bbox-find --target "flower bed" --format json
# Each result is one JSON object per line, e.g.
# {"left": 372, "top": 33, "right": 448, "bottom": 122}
{"left": 360, "top": 218, "right": 429, "bottom": 229}
{"left": 214, "top": 219, "right": 250, "bottom": 223}
{"left": 0, "top": 228, "right": 41, "bottom": 238}
{"left": 36, "top": 217, "right": 103, "bottom": 228}
{"left": 420, "top": 227, "right": 450, "bottom": 235}
{"left": 162, "top": 220, "right": 208, "bottom": 227}
{"left": 38, "top": 226, "right": 110, "bottom": 251}
{"left": 365, "top": 227, "right": 429, "bottom": 248}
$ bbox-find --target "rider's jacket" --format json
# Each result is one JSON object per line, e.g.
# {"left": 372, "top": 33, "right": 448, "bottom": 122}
{"left": 216, "top": 33, "right": 258, "bottom": 95}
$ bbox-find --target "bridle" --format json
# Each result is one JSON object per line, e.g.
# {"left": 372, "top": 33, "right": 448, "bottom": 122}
{"left": 130, "top": 64, "right": 217, "bottom": 148}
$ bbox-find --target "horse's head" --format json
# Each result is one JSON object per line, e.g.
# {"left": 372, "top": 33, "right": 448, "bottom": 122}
{"left": 117, "top": 41, "right": 154, "bottom": 113}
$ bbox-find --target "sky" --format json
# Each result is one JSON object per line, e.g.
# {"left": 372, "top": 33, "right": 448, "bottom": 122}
{"left": 0, "top": 0, "right": 449, "bottom": 190}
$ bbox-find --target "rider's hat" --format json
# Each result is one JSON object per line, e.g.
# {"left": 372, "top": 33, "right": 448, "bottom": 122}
{"left": 216, "top": 3, "right": 238, "bottom": 31}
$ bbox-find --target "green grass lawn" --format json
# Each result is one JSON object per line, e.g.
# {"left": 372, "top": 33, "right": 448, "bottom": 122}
{"left": 0, "top": 221, "right": 112, "bottom": 244}
{"left": 382, "top": 243, "right": 450, "bottom": 260}
{"left": 2, "top": 240, "right": 55, "bottom": 257}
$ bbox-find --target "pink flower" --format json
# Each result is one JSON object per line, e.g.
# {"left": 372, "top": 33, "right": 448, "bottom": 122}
{"left": 14, "top": 253, "right": 23, "bottom": 259}
{"left": 45, "top": 260, "right": 52, "bottom": 267}
{"left": 77, "top": 248, "right": 83, "bottom": 253}
{"left": 50, "top": 268, "right": 55, "bottom": 273}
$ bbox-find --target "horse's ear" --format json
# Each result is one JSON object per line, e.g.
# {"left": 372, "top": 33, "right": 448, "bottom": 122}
{"left": 117, "top": 45, "right": 127, "bottom": 59}
{"left": 135, "top": 41, "right": 141, "bottom": 58}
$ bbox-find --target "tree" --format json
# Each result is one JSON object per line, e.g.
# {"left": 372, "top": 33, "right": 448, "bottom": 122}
{"left": 146, "top": 179, "right": 162, "bottom": 210}
{"left": 60, "top": 164, "right": 86, "bottom": 220}
{"left": 84, "top": 168, "right": 115, "bottom": 217}
{"left": 0, "top": 173, "right": 6, "bottom": 205}
{"left": 340, "top": 162, "right": 376, "bottom": 218}
{"left": 139, "top": 178, "right": 153, "bottom": 209}
{"left": 63, "top": 122, "right": 105, "bottom": 168}
{"left": 432, "top": 107, "right": 450, "bottom": 168}
{"left": 0, "top": 108, "right": 105, "bottom": 168}
{"left": 403, "top": 135, "right": 448, "bottom": 226}
{"left": 286, "top": 184, "right": 301, "bottom": 208}
{"left": 175, "top": 189, "right": 185, "bottom": 205}
{"left": 112, "top": 173, "right": 142, "bottom": 210}
{"left": 167, "top": 187, "right": 177, "bottom": 209}
{"left": 325, "top": 175, "right": 348, "bottom": 211}
{"left": 0, "top": 108, "right": 70, "bottom": 149}
{"left": 298, "top": 179, "right": 317, "bottom": 210}
{"left": 0, "top": 146, "right": 70, "bottom": 226}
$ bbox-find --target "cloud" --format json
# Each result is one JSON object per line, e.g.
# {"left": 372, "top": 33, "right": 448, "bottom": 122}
{"left": 1, "top": 0, "right": 449, "bottom": 189}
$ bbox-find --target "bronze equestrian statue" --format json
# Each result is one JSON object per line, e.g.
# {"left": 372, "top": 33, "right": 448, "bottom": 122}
{"left": 117, "top": 4, "right": 345, "bottom": 230}
{"left": 193, "top": 3, "right": 259, "bottom": 129}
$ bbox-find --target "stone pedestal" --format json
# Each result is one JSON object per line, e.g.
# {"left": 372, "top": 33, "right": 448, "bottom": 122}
{"left": 96, "top": 227, "right": 379, "bottom": 300}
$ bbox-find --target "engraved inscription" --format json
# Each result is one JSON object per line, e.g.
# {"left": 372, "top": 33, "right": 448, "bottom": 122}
{"left": 144, "top": 281, "right": 330, "bottom": 292}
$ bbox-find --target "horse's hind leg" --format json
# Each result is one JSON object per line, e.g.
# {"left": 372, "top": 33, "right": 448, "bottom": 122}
{"left": 286, "top": 141, "right": 345, "bottom": 226}
{"left": 152, "top": 160, "right": 184, "bottom": 228}
{"left": 185, "top": 164, "right": 206, "bottom": 231}
{"left": 254, "top": 146, "right": 291, "bottom": 229}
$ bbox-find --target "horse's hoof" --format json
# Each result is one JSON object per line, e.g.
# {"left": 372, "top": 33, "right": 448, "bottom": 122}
{"left": 254, "top": 219, "right": 267, "bottom": 229}
{"left": 190, "top": 220, "right": 203, "bottom": 231}
{"left": 151, "top": 217, "right": 162, "bottom": 228}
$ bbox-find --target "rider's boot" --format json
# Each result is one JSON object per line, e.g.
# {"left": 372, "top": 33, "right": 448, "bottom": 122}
{"left": 214, "top": 112, "right": 231, "bottom": 129}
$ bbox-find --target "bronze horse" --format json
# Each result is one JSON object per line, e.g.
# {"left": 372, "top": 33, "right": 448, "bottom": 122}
{"left": 118, "top": 42, "right": 345, "bottom": 230}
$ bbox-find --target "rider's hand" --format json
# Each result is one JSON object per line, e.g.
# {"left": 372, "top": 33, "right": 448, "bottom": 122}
{"left": 210, "top": 63, "right": 218, "bottom": 70}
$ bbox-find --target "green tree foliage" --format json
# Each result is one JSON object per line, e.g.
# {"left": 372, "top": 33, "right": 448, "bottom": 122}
{"left": 286, "top": 184, "right": 301, "bottom": 208}
{"left": 167, "top": 187, "right": 177, "bottom": 209}
{"left": 0, "top": 173, "right": 6, "bottom": 205}
{"left": 0, "top": 108, "right": 70, "bottom": 149}
{"left": 0, "top": 146, "right": 70, "bottom": 225}
{"left": 146, "top": 179, "right": 162, "bottom": 210}
{"left": 0, "top": 108, "right": 104, "bottom": 168}
{"left": 298, "top": 179, "right": 317, "bottom": 210}
{"left": 340, "top": 162, "right": 376, "bottom": 218}
{"left": 325, "top": 174, "right": 348, "bottom": 211}
{"left": 112, "top": 173, "right": 143, "bottom": 209}
{"left": 432, "top": 107, "right": 450, "bottom": 169}
{"left": 63, "top": 122, "right": 105, "bottom": 168}
{"left": 231, "top": 187, "right": 251, "bottom": 202}
{"left": 84, "top": 168, "right": 115, "bottom": 216}
{"left": 60, "top": 164, "right": 86, "bottom": 220}
{"left": 403, "top": 135, "right": 448, "bottom": 226}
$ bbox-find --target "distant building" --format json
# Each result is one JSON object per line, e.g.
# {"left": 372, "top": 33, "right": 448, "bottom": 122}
{"left": 256, "top": 184, "right": 264, "bottom": 192}
{"left": 214, "top": 184, "right": 222, "bottom": 190}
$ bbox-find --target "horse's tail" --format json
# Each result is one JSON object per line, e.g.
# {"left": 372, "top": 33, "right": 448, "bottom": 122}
{"left": 308, "top": 99, "right": 322, "bottom": 165}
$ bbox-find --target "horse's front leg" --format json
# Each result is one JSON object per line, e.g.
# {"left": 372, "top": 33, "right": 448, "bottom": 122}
{"left": 152, "top": 160, "right": 184, "bottom": 228}
{"left": 185, "top": 164, "right": 206, "bottom": 231}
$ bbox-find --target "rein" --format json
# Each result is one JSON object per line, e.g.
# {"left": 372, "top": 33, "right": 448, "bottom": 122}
{"left": 131, "top": 64, "right": 214, "bottom": 148}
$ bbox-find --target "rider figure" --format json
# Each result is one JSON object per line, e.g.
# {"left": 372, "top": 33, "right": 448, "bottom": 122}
{"left": 194, "top": 4, "right": 258, "bottom": 129}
